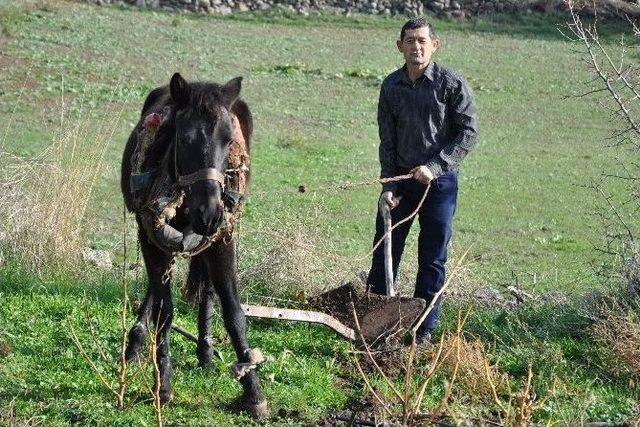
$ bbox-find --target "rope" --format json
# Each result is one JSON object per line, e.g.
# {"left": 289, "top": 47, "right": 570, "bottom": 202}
{"left": 298, "top": 173, "right": 414, "bottom": 194}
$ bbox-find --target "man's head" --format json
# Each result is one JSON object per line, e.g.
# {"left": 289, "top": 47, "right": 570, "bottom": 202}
{"left": 397, "top": 18, "right": 440, "bottom": 69}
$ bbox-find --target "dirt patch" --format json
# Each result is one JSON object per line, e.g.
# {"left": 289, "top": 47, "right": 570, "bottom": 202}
{"left": 309, "top": 282, "right": 425, "bottom": 347}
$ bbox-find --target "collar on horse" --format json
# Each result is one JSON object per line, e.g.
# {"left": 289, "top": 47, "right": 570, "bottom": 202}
{"left": 130, "top": 107, "right": 249, "bottom": 257}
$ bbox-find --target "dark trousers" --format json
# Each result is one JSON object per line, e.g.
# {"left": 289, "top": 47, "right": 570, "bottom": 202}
{"left": 367, "top": 172, "right": 458, "bottom": 333}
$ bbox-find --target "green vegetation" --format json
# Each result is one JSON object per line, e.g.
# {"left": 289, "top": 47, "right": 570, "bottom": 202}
{"left": 1, "top": 1, "right": 638, "bottom": 425}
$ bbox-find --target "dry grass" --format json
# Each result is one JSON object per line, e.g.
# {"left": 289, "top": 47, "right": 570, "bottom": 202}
{"left": 0, "top": 103, "right": 120, "bottom": 275}
{"left": 438, "top": 332, "right": 510, "bottom": 408}
{"left": 241, "top": 199, "right": 358, "bottom": 301}
{"left": 591, "top": 299, "right": 640, "bottom": 378}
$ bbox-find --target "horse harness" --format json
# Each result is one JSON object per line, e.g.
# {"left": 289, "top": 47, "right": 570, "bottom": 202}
{"left": 130, "top": 106, "right": 249, "bottom": 257}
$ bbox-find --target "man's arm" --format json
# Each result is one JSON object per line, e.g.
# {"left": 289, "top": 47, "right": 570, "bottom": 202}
{"left": 425, "top": 76, "right": 477, "bottom": 178}
{"left": 378, "top": 85, "right": 399, "bottom": 193}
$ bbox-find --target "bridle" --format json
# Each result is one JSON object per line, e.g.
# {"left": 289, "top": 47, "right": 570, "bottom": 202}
{"left": 173, "top": 125, "right": 228, "bottom": 191}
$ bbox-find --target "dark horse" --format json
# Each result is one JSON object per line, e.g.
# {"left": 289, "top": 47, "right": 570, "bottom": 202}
{"left": 120, "top": 73, "right": 267, "bottom": 418}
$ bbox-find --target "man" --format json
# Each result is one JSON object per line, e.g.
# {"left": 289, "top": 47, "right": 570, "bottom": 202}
{"left": 366, "top": 18, "right": 477, "bottom": 344}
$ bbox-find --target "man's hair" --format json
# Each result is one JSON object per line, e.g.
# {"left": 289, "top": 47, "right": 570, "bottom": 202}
{"left": 399, "top": 18, "right": 438, "bottom": 41}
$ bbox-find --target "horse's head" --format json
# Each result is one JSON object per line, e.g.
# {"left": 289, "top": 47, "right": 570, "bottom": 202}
{"left": 170, "top": 73, "right": 242, "bottom": 236}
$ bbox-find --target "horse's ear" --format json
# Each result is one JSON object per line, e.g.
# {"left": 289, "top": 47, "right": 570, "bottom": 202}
{"left": 170, "top": 73, "right": 190, "bottom": 109}
{"left": 221, "top": 76, "right": 242, "bottom": 107}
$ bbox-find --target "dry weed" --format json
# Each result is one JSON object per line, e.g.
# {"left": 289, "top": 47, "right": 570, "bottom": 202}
{"left": 591, "top": 299, "right": 640, "bottom": 378}
{"left": 0, "top": 104, "right": 120, "bottom": 274}
{"left": 241, "top": 199, "right": 357, "bottom": 301}
{"left": 437, "top": 332, "right": 510, "bottom": 407}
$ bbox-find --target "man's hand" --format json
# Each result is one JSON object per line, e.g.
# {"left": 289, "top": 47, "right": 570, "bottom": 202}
{"left": 382, "top": 191, "right": 401, "bottom": 209}
{"left": 411, "top": 165, "right": 434, "bottom": 185}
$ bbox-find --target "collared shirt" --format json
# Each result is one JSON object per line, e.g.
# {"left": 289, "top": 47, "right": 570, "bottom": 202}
{"left": 378, "top": 61, "right": 477, "bottom": 192}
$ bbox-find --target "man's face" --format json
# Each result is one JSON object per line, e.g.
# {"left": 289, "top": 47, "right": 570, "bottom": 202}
{"left": 397, "top": 26, "right": 439, "bottom": 68}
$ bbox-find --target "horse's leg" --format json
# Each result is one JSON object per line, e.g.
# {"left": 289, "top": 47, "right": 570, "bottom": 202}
{"left": 203, "top": 240, "right": 267, "bottom": 419}
{"left": 124, "top": 226, "right": 175, "bottom": 403}
{"left": 124, "top": 228, "right": 157, "bottom": 362}
{"left": 188, "top": 256, "right": 216, "bottom": 366}
{"left": 150, "top": 258, "right": 174, "bottom": 404}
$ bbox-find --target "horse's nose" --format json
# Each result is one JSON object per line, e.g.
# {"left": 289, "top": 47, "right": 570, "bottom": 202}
{"left": 197, "top": 201, "right": 223, "bottom": 235}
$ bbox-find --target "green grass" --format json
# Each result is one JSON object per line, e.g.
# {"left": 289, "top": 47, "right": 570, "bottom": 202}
{"left": 0, "top": 254, "right": 351, "bottom": 426}
{"left": 1, "top": 1, "right": 632, "bottom": 293}
{"left": 1, "top": 0, "right": 639, "bottom": 424}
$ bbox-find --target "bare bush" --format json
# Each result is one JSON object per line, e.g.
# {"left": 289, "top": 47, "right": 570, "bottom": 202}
{"left": 565, "top": 2, "right": 640, "bottom": 380}
{"left": 564, "top": 1, "right": 640, "bottom": 279}
{"left": 438, "top": 333, "right": 510, "bottom": 407}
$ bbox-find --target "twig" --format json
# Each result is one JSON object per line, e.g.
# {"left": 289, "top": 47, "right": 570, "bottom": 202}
{"left": 117, "top": 201, "right": 130, "bottom": 410}
{"left": 66, "top": 321, "right": 119, "bottom": 399}
{"left": 411, "top": 245, "right": 473, "bottom": 336}
{"left": 351, "top": 353, "right": 394, "bottom": 417}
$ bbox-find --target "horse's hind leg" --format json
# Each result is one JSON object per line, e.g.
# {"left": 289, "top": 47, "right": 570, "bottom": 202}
{"left": 188, "top": 256, "right": 217, "bottom": 367}
{"left": 203, "top": 240, "right": 267, "bottom": 419}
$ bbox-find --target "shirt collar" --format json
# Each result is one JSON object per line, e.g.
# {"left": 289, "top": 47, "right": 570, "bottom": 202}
{"left": 399, "top": 61, "right": 435, "bottom": 84}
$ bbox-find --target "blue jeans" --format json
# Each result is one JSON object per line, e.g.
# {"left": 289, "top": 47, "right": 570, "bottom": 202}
{"left": 367, "top": 172, "right": 458, "bottom": 333}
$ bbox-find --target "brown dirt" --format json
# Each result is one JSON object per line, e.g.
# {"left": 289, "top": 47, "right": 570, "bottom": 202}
{"left": 309, "top": 282, "right": 425, "bottom": 346}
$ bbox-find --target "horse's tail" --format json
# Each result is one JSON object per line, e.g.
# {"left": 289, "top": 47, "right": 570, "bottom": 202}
{"left": 183, "top": 256, "right": 207, "bottom": 305}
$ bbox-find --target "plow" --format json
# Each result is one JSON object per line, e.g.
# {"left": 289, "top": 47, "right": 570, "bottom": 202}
{"left": 131, "top": 103, "right": 431, "bottom": 353}
{"left": 172, "top": 198, "right": 429, "bottom": 349}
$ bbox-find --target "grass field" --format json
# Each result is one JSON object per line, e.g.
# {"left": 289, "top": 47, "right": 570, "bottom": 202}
{"left": 1, "top": 1, "right": 639, "bottom": 425}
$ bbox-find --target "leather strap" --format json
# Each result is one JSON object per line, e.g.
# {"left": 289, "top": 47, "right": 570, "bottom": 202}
{"left": 177, "top": 167, "right": 226, "bottom": 188}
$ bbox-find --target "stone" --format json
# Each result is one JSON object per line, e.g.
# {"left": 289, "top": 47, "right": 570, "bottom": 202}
{"left": 238, "top": 2, "right": 249, "bottom": 11}
{"left": 81, "top": 248, "right": 112, "bottom": 270}
{"left": 217, "top": 5, "right": 232, "bottom": 13}
{"left": 450, "top": 0, "right": 460, "bottom": 9}
{"left": 429, "top": 0, "right": 445, "bottom": 12}
{"left": 471, "top": 286, "right": 509, "bottom": 308}
{"left": 0, "top": 249, "right": 4, "bottom": 270}
{"left": 451, "top": 8, "right": 467, "bottom": 19}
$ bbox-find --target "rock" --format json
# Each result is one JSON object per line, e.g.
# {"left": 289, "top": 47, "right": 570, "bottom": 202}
{"left": 238, "top": 2, "right": 249, "bottom": 11}
{"left": 429, "top": 1, "right": 445, "bottom": 12}
{"left": 217, "top": 5, "right": 232, "bottom": 13}
{"left": 540, "top": 291, "right": 569, "bottom": 305}
{"left": 450, "top": 0, "right": 460, "bottom": 9}
{"left": 471, "top": 286, "right": 509, "bottom": 308}
{"left": 451, "top": 9, "right": 467, "bottom": 19}
{"left": 0, "top": 249, "right": 4, "bottom": 270}
{"left": 81, "top": 248, "right": 112, "bottom": 270}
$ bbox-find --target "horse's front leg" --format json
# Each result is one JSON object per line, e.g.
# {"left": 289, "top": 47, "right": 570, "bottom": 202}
{"left": 125, "top": 227, "right": 160, "bottom": 362}
{"left": 203, "top": 239, "right": 268, "bottom": 419}
{"left": 151, "top": 261, "right": 174, "bottom": 404}
{"left": 125, "top": 224, "right": 175, "bottom": 403}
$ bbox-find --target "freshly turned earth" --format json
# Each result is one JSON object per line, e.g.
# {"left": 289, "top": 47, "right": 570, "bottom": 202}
{"left": 309, "top": 282, "right": 426, "bottom": 346}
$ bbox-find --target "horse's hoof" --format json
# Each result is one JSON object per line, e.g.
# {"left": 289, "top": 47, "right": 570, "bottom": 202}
{"left": 125, "top": 324, "right": 148, "bottom": 362}
{"left": 196, "top": 345, "right": 213, "bottom": 367}
{"left": 124, "top": 345, "right": 142, "bottom": 363}
{"left": 240, "top": 398, "right": 268, "bottom": 420}
{"left": 159, "top": 389, "right": 174, "bottom": 404}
